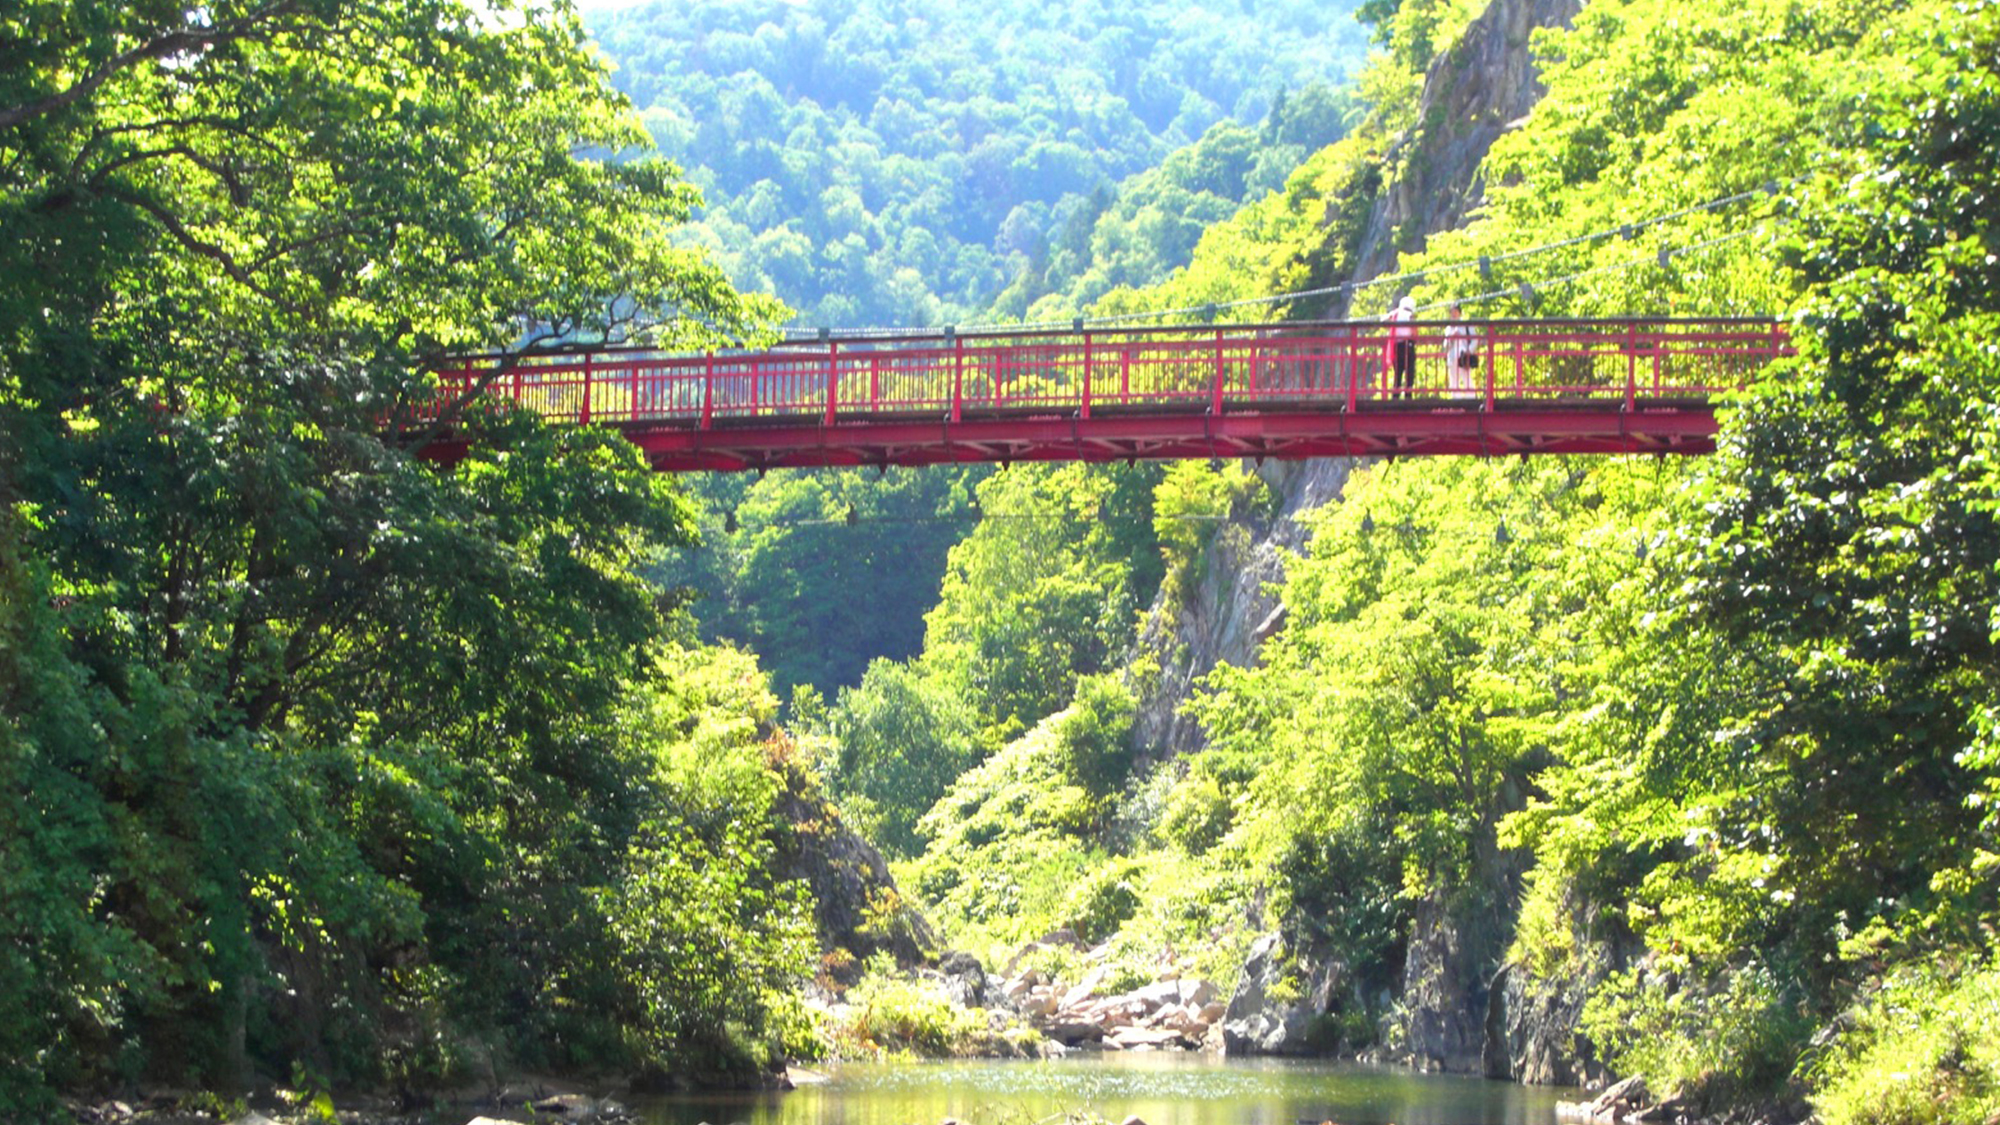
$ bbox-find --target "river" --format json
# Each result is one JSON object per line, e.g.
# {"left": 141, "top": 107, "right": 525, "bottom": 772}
{"left": 633, "top": 1053, "right": 1579, "bottom": 1125}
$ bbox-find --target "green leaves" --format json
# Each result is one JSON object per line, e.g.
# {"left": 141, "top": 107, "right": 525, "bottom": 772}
{"left": 921, "top": 462, "right": 1162, "bottom": 746}
{"left": 820, "top": 659, "right": 982, "bottom": 858}
{"left": 667, "top": 465, "right": 983, "bottom": 700}
{"left": 0, "top": 0, "right": 813, "bottom": 1100}
{"left": 907, "top": 673, "right": 1138, "bottom": 957}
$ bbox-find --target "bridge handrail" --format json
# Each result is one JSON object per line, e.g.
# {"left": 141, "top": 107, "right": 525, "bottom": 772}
{"left": 419, "top": 317, "right": 1792, "bottom": 431}
{"left": 436, "top": 315, "right": 1790, "bottom": 362}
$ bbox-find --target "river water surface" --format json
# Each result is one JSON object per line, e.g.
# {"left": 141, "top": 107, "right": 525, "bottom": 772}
{"left": 635, "top": 1054, "right": 1578, "bottom": 1125}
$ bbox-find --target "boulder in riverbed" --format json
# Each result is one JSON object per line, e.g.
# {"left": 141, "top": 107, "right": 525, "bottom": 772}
{"left": 1555, "top": 1075, "right": 1650, "bottom": 1122}
{"left": 1047, "top": 1019, "right": 1108, "bottom": 1044}
{"left": 1106, "top": 1026, "right": 1184, "bottom": 1051}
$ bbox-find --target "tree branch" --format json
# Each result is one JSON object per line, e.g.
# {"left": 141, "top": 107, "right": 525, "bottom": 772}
{"left": 0, "top": 2, "right": 306, "bottom": 133}
{"left": 97, "top": 184, "right": 298, "bottom": 310}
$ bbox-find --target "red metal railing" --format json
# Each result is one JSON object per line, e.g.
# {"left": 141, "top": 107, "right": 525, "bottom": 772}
{"left": 416, "top": 318, "right": 1790, "bottom": 469}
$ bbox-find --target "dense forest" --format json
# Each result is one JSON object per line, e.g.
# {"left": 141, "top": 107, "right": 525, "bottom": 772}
{"left": 4, "top": 0, "right": 2000, "bottom": 1123}
{"left": 587, "top": 0, "right": 1366, "bottom": 329}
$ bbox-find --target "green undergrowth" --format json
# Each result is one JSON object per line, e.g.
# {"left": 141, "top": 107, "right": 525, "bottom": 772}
{"left": 823, "top": 957, "right": 1043, "bottom": 1060}
{"left": 1810, "top": 959, "right": 2000, "bottom": 1125}
{"left": 1580, "top": 962, "right": 1815, "bottom": 1109}
{"left": 906, "top": 672, "right": 1263, "bottom": 994}
{"left": 828, "top": 972, "right": 989, "bottom": 1058}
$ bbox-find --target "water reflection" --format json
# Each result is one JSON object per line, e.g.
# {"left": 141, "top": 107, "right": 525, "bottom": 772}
{"left": 636, "top": 1053, "right": 1576, "bottom": 1125}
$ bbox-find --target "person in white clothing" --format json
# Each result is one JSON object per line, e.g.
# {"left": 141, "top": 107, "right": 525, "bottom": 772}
{"left": 1442, "top": 302, "right": 1480, "bottom": 396}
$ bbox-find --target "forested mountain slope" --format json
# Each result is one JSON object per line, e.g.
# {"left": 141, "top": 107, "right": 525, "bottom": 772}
{"left": 585, "top": 0, "right": 1367, "bottom": 329}
{"left": 6, "top": 0, "right": 1999, "bottom": 1119}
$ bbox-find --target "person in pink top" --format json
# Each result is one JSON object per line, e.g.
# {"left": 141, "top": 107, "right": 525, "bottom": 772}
{"left": 1386, "top": 294, "right": 1417, "bottom": 397}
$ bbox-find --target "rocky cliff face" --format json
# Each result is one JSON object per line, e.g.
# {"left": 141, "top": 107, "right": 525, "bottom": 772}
{"left": 767, "top": 751, "right": 936, "bottom": 980}
{"left": 1341, "top": 0, "right": 1588, "bottom": 307}
{"left": 1139, "top": 0, "right": 1591, "bottom": 1079}
{"left": 1484, "top": 896, "right": 1639, "bottom": 1086}
{"left": 1131, "top": 457, "right": 1351, "bottom": 757}
{"left": 1219, "top": 932, "right": 1354, "bottom": 1055}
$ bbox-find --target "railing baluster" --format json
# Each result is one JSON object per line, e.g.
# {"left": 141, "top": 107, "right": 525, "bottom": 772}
{"left": 1082, "top": 332, "right": 1093, "bottom": 420}
{"left": 1483, "top": 325, "right": 1496, "bottom": 412}
{"left": 1625, "top": 322, "right": 1638, "bottom": 412}
{"left": 701, "top": 353, "right": 714, "bottom": 429}
{"left": 1345, "top": 327, "right": 1359, "bottom": 413}
{"left": 1210, "top": 330, "right": 1224, "bottom": 415}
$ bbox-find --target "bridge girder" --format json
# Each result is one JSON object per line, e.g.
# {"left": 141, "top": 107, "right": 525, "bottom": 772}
{"left": 609, "top": 400, "right": 1717, "bottom": 472}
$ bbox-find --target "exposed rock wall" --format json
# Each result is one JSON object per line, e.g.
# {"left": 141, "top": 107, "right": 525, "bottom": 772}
{"left": 1131, "top": 457, "right": 1352, "bottom": 758}
{"left": 1381, "top": 892, "right": 1494, "bottom": 1072}
{"left": 1219, "top": 932, "right": 1352, "bottom": 1055}
{"left": 1484, "top": 898, "right": 1638, "bottom": 1086}
{"left": 1487, "top": 962, "right": 1612, "bottom": 1086}
{"left": 1340, "top": 0, "right": 1587, "bottom": 310}
{"left": 768, "top": 754, "right": 936, "bottom": 977}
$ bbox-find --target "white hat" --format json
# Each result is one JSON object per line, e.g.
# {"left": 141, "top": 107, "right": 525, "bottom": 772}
{"left": 1397, "top": 295, "right": 1416, "bottom": 311}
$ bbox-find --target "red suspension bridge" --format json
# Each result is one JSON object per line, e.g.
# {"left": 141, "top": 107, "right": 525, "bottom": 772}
{"left": 420, "top": 317, "right": 1791, "bottom": 472}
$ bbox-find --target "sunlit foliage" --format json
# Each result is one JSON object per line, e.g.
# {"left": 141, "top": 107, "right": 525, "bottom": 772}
{"left": 0, "top": 0, "right": 809, "bottom": 1109}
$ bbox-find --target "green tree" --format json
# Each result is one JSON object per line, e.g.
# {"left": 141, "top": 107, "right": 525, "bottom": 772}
{"left": 607, "top": 646, "right": 817, "bottom": 1079}
{"left": 589, "top": 0, "right": 1372, "bottom": 328}
{"left": 660, "top": 466, "right": 985, "bottom": 700}
{"left": 923, "top": 463, "right": 1163, "bottom": 745}
{"left": 1676, "top": 0, "right": 2000, "bottom": 969}
{"left": 821, "top": 659, "right": 983, "bottom": 857}
{"left": 0, "top": 0, "right": 790, "bottom": 1107}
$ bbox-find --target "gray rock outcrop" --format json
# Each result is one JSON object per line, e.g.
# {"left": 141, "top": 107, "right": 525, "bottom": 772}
{"left": 767, "top": 757, "right": 936, "bottom": 976}
{"left": 1219, "top": 933, "right": 1348, "bottom": 1054}
{"left": 986, "top": 943, "right": 1228, "bottom": 1049}
{"left": 1340, "top": 0, "right": 1589, "bottom": 306}
{"left": 932, "top": 950, "right": 989, "bottom": 1008}
{"left": 1131, "top": 457, "right": 1353, "bottom": 759}
{"left": 1381, "top": 892, "right": 1493, "bottom": 1072}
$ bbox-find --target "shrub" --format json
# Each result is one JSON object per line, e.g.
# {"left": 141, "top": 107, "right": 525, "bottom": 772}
{"left": 833, "top": 973, "right": 987, "bottom": 1057}
{"left": 1810, "top": 960, "right": 2000, "bottom": 1125}
{"left": 1161, "top": 772, "right": 1233, "bottom": 855}
{"left": 1061, "top": 859, "right": 1147, "bottom": 943}
{"left": 1581, "top": 962, "right": 1814, "bottom": 1106}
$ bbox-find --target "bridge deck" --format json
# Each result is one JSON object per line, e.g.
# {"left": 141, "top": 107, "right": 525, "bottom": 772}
{"left": 419, "top": 318, "right": 1789, "bottom": 470}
